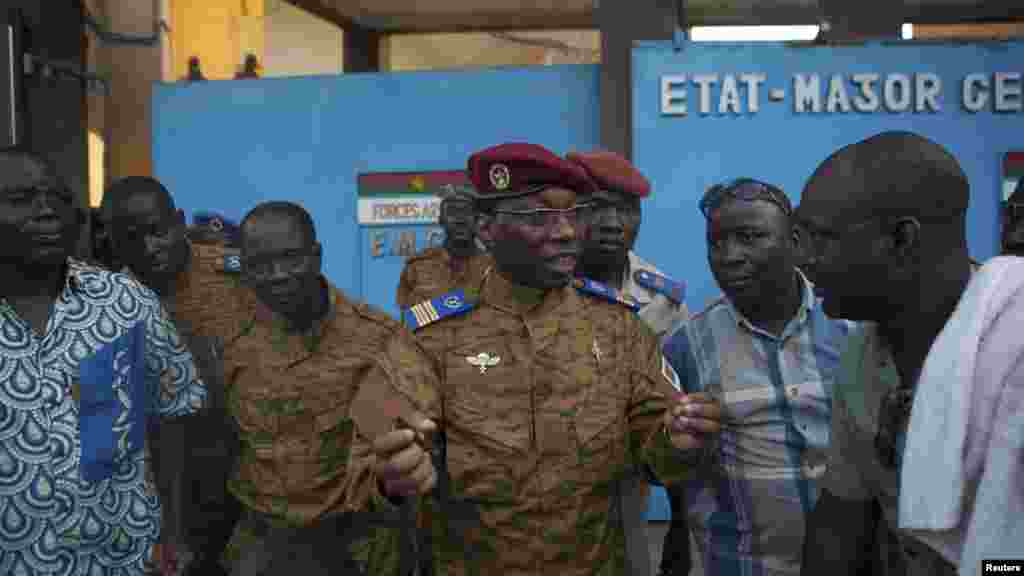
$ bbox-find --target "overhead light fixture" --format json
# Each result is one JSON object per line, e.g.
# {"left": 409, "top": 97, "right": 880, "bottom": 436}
{"left": 689, "top": 25, "right": 820, "bottom": 42}
{"left": 902, "top": 23, "right": 914, "bottom": 39}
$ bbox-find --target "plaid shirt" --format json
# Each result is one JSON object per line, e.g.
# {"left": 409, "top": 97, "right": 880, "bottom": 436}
{"left": 662, "top": 269, "right": 853, "bottom": 576}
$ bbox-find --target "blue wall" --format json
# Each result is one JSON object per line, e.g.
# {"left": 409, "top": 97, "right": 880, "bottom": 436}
{"left": 633, "top": 40, "right": 1024, "bottom": 312}
{"left": 152, "top": 65, "right": 600, "bottom": 311}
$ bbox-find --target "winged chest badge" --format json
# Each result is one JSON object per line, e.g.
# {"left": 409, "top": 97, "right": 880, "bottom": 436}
{"left": 466, "top": 352, "right": 501, "bottom": 374}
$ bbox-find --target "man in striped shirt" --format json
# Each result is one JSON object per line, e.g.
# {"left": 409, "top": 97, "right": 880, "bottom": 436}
{"left": 662, "top": 178, "right": 853, "bottom": 575}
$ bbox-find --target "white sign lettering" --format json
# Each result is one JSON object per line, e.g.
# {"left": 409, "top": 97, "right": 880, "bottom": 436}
{"left": 793, "top": 74, "right": 821, "bottom": 113}
{"left": 358, "top": 197, "right": 442, "bottom": 226}
{"left": 851, "top": 74, "right": 881, "bottom": 112}
{"left": 884, "top": 74, "right": 911, "bottom": 112}
{"left": 996, "top": 72, "right": 1022, "bottom": 112}
{"left": 657, "top": 71, "right": 1024, "bottom": 117}
{"left": 741, "top": 73, "right": 766, "bottom": 113}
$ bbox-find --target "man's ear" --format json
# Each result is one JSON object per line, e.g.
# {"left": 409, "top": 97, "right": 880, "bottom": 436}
{"left": 886, "top": 217, "right": 922, "bottom": 266}
{"left": 311, "top": 241, "right": 323, "bottom": 272}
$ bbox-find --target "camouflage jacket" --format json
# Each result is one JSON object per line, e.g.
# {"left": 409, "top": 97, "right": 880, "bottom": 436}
{"left": 390, "top": 270, "right": 696, "bottom": 576}
{"left": 223, "top": 281, "right": 438, "bottom": 574}
{"left": 395, "top": 247, "right": 492, "bottom": 310}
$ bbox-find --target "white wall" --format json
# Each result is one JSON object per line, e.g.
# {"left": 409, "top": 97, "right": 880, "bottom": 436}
{"left": 263, "top": 0, "right": 343, "bottom": 77}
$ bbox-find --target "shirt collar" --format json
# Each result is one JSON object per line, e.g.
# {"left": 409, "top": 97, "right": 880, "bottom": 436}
{"left": 723, "top": 267, "right": 816, "bottom": 341}
{"left": 480, "top": 266, "right": 567, "bottom": 316}
{"left": 1, "top": 259, "right": 87, "bottom": 315}
{"left": 622, "top": 251, "right": 651, "bottom": 305}
{"left": 256, "top": 275, "right": 338, "bottom": 336}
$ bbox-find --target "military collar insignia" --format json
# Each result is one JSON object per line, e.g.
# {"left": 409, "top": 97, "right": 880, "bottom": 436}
{"left": 573, "top": 277, "right": 641, "bottom": 312}
{"left": 402, "top": 288, "right": 476, "bottom": 331}
{"left": 633, "top": 269, "right": 685, "bottom": 305}
{"left": 489, "top": 163, "right": 511, "bottom": 190}
{"left": 466, "top": 352, "right": 501, "bottom": 374}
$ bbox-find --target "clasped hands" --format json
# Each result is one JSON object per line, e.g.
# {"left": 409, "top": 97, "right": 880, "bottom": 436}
{"left": 370, "top": 413, "right": 438, "bottom": 500}
{"left": 663, "top": 392, "right": 722, "bottom": 452}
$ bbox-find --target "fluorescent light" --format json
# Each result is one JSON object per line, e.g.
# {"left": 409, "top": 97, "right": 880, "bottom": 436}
{"left": 901, "top": 23, "right": 914, "bottom": 39}
{"left": 88, "top": 130, "right": 105, "bottom": 208}
{"left": 689, "top": 26, "right": 820, "bottom": 42}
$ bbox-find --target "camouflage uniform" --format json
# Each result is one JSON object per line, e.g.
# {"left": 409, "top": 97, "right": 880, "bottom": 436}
{"left": 221, "top": 280, "right": 434, "bottom": 576}
{"left": 619, "top": 250, "right": 691, "bottom": 576}
{"left": 396, "top": 247, "right": 492, "bottom": 310}
{"left": 394, "top": 269, "right": 697, "bottom": 576}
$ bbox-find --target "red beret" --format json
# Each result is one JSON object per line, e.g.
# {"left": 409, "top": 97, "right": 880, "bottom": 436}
{"left": 467, "top": 143, "right": 596, "bottom": 201}
{"left": 565, "top": 150, "right": 651, "bottom": 199}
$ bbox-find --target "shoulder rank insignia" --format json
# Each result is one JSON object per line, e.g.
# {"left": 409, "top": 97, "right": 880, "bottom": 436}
{"left": 223, "top": 251, "right": 241, "bottom": 274}
{"left": 573, "top": 278, "right": 641, "bottom": 312}
{"left": 633, "top": 269, "right": 686, "bottom": 305}
{"left": 402, "top": 289, "right": 475, "bottom": 330}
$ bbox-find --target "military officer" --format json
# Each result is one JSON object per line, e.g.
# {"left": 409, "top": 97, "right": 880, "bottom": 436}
{"left": 102, "top": 177, "right": 253, "bottom": 575}
{"left": 390, "top": 142, "right": 722, "bottom": 576}
{"left": 222, "top": 201, "right": 437, "bottom": 576}
{"left": 396, "top": 183, "right": 491, "bottom": 309}
{"left": 567, "top": 151, "right": 692, "bottom": 576}
{"left": 568, "top": 150, "right": 689, "bottom": 338}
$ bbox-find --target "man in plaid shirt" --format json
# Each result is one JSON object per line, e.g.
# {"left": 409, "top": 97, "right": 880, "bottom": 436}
{"left": 662, "top": 178, "right": 853, "bottom": 576}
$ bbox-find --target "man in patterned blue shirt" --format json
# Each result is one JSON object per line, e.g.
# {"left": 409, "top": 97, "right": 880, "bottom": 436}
{"left": 0, "top": 148, "right": 206, "bottom": 575}
{"left": 662, "top": 178, "right": 852, "bottom": 576}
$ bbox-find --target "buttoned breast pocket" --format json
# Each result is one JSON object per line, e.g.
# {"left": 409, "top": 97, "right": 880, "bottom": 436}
{"left": 231, "top": 369, "right": 279, "bottom": 461}
{"left": 719, "top": 383, "right": 779, "bottom": 424}
{"left": 285, "top": 361, "right": 363, "bottom": 492}
{"left": 565, "top": 335, "right": 628, "bottom": 479}
{"left": 443, "top": 339, "right": 528, "bottom": 495}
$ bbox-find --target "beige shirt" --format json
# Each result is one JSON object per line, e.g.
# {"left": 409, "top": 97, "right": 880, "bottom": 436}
{"left": 623, "top": 251, "right": 690, "bottom": 338}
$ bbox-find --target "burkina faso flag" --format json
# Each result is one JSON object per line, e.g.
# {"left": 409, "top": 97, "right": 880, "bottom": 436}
{"left": 357, "top": 171, "right": 471, "bottom": 198}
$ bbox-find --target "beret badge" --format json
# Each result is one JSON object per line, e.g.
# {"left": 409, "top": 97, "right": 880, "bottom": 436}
{"left": 489, "top": 163, "right": 511, "bottom": 191}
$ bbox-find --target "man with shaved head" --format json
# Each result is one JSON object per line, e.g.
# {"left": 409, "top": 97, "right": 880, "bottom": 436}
{"left": 800, "top": 131, "right": 1023, "bottom": 576}
{"left": 103, "top": 176, "right": 251, "bottom": 575}
{"left": 222, "top": 200, "right": 438, "bottom": 575}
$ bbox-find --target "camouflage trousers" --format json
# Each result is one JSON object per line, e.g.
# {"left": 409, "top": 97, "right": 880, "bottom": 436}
{"left": 221, "top": 507, "right": 408, "bottom": 576}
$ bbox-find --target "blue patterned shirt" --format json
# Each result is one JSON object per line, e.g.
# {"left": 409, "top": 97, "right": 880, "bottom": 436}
{"left": 0, "top": 259, "right": 205, "bottom": 576}
{"left": 661, "top": 269, "right": 853, "bottom": 576}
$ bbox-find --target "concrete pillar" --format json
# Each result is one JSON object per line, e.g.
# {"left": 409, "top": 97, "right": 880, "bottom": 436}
{"left": 343, "top": 23, "right": 380, "bottom": 73}
{"left": 597, "top": 0, "right": 678, "bottom": 159}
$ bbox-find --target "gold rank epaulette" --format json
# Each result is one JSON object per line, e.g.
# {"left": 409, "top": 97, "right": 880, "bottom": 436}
{"left": 402, "top": 289, "right": 475, "bottom": 330}
{"left": 573, "top": 277, "right": 641, "bottom": 312}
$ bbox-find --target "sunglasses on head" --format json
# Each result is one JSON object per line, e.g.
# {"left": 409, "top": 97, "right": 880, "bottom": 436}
{"left": 699, "top": 179, "right": 793, "bottom": 220}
